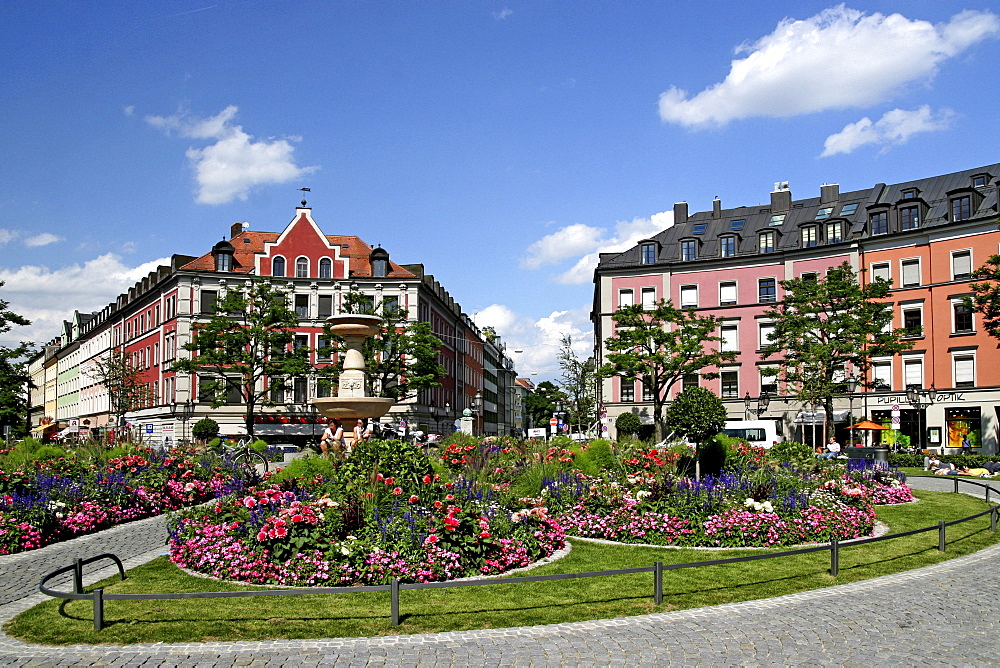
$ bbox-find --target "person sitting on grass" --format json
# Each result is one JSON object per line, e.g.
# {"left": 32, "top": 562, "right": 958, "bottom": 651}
{"left": 957, "top": 466, "right": 994, "bottom": 478}
{"left": 929, "top": 457, "right": 957, "bottom": 475}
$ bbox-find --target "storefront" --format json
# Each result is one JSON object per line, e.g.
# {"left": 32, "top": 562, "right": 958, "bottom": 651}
{"left": 945, "top": 407, "right": 982, "bottom": 450}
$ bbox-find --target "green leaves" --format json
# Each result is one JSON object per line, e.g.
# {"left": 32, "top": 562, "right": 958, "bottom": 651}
{"left": 969, "top": 252, "right": 1000, "bottom": 339}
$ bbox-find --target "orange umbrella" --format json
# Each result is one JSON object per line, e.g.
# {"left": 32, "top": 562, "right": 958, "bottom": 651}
{"left": 849, "top": 420, "right": 890, "bottom": 430}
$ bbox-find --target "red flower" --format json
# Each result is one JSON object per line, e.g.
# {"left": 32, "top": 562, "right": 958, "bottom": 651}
{"left": 422, "top": 474, "right": 432, "bottom": 484}
{"left": 409, "top": 495, "right": 419, "bottom": 503}
{"left": 393, "top": 487, "right": 403, "bottom": 495}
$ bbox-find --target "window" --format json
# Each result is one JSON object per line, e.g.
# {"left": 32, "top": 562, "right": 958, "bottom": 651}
{"left": 800, "top": 226, "right": 818, "bottom": 248}
{"left": 719, "top": 281, "right": 737, "bottom": 306}
{"left": 770, "top": 213, "right": 785, "bottom": 226}
{"left": 641, "top": 243, "right": 657, "bottom": 264}
{"left": 318, "top": 294, "right": 333, "bottom": 319}
{"left": 900, "top": 206, "right": 920, "bottom": 231}
{"left": 294, "top": 294, "right": 309, "bottom": 318}
{"left": 682, "top": 374, "right": 699, "bottom": 390}
{"left": 870, "top": 211, "right": 888, "bottom": 235}
{"left": 383, "top": 296, "right": 399, "bottom": 313}
{"left": 371, "top": 258, "right": 388, "bottom": 277}
{"left": 758, "top": 278, "right": 776, "bottom": 303}
{"left": 618, "top": 289, "right": 634, "bottom": 309}
{"left": 759, "top": 231, "right": 775, "bottom": 253}
{"left": 200, "top": 290, "right": 218, "bottom": 315}
{"left": 620, "top": 381, "right": 634, "bottom": 403}
{"left": 954, "top": 301, "right": 974, "bottom": 333}
{"left": 902, "top": 308, "right": 922, "bottom": 337}
{"left": 760, "top": 368, "right": 778, "bottom": 395}
{"left": 720, "top": 236, "right": 736, "bottom": 257}
{"left": 826, "top": 220, "right": 843, "bottom": 244}
{"left": 270, "top": 381, "right": 284, "bottom": 403}
{"left": 901, "top": 259, "right": 921, "bottom": 287}
{"left": 903, "top": 358, "right": 923, "bottom": 390}
{"left": 721, "top": 324, "right": 738, "bottom": 352}
{"left": 272, "top": 257, "right": 286, "bottom": 277}
{"left": 972, "top": 175, "right": 987, "bottom": 188}
{"left": 952, "top": 250, "right": 972, "bottom": 280}
{"left": 951, "top": 196, "right": 971, "bottom": 221}
{"left": 294, "top": 334, "right": 308, "bottom": 352}
{"left": 293, "top": 377, "right": 308, "bottom": 404}
{"left": 901, "top": 189, "right": 917, "bottom": 199}
{"left": 729, "top": 219, "right": 745, "bottom": 232}
{"left": 680, "top": 285, "right": 698, "bottom": 308}
{"left": 641, "top": 287, "right": 656, "bottom": 310}
{"left": 721, "top": 371, "right": 739, "bottom": 398}
{"left": 641, "top": 382, "right": 654, "bottom": 402}
{"left": 225, "top": 377, "right": 241, "bottom": 404}
{"left": 815, "top": 206, "right": 833, "bottom": 220}
{"left": 759, "top": 322, "right": 775, "bottom": 349}
{"left": 215, "top": 252, "right": 232, "bottom": 272}
{"left": 295, "top": 258, "right": 308, "bottom": 278}
{"left": 954, "top": 355, "right": 975, "bottom": 389}
{"left": 839, "top": 203, "right": 859, "bottom": 216}
{"left": 319, "top": 258, "right": 332, "bottom": 278}
{"left": 871, "top": 262, "right": 891, "bottom": 284}
{"left": 802, "top": 272, "right": 818, "bottom": 283}
{"left": 681, "top": 239, "right": 697, "bottom": 261}
{"left": 316, "top": 336, "right": 331, "bottom": 361}
{"left": 692, "top": 224, "right": 707, "bottom": 235}
{"left": 872, "top": 361, "right": 892, "bottom": 391}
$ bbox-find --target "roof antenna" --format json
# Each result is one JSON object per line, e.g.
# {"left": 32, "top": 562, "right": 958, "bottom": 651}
{"left": 298, "top": 187, "right": 310, "bottom": 206}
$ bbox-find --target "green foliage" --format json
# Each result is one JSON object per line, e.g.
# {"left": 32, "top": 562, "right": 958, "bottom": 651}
{"left": 250, "top": 439, "right": 269, "bottom": 453}
{"left": 342, "top": 439, "right": 433, "bottom": 485}
{"left": 615, "top": 412, "right": 642, "bottom": 437}
{"left": 171, "top": 278, "right": 313, "bottom": 438}
{"left": 556, "top": 334, "right": 597, "bottom": 434}
{"left": 762, "top": 262, "right": 913, "bottom": 431}
{"left": 191, "top": 418, "right": 220, "bottom": 442}
{"left": 697, "top": 434, "right": 727, "bottom": 477}
{"left": 663, "top": 387, "right": 726, "bottom": 447}
{"left": 968, "top": 249, "right": 1000, "bottom": 339}
{"left": 576, "top": 439, "right": 617, "bottom": 475}
{"left": 87, "top": 349, "right": 153, "bottom": 427}
{"left": 768, "top": 441, "right": 815, "bottom": 467}
{"left": 268, "top": 454, "right": 341, "bottom": 487}
{"left": 524, "top": 381, "right": 566, "bottom": 429}
{"left": 0, "top": 281, "right": 34, "bottom": 435}
{"left": 440, "top": 431, "right": 479, "bottom": 450}
{"left": 32, "top": 446, "right": 68, "bottom": 462}
{"left": 598, "top": 299, "right": 736, "bottom": 439}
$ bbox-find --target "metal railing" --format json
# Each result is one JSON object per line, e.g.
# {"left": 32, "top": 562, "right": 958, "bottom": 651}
{"left": 39, "top": 478, "right": 999, "bottom": 631}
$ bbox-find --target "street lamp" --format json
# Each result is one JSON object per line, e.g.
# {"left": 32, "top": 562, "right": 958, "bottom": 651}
{"left": 744, "top": 391, "right": 770, "bottom": 419}
{"left": 845, "top": 376, "right": 859, "bottom": 448}
{"left": 471, "top": 391, "right": 482, "bottom": 436}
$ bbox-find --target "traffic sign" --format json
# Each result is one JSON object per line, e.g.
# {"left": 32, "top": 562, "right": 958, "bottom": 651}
{"left": 550, "top": 417, "right": 558, "bottom": 427}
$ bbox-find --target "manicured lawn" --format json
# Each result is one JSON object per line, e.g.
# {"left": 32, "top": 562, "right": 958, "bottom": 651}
{"left": 6, "top": 489, "right": 998, "bottom": 645}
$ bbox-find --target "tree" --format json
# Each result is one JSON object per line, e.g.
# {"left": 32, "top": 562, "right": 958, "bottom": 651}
{"left": 614, "top": 411, "right": 642, "bottom": 438}
{"left": 171, "top": 279, "right": 314, "bottom": 440}
{"left": 663, "top": 386, "right": 727, "bottom": 446}
{"left": 556, "top": 334, "right": 597, "bottom": 435}
{"left": 191, "top": 417, "right": 220, "bottom": 443}
{"left": 87, "top": 348, "right": 155, "bottom": 427}
{"left": 320, "top": 293, "right": 446, "bottom": 400}
{"left": 524, "top": 380, "right": 566, "bottom": 429}
{"left": 968, "top": 251, "right": 1000, "bottom": 339}
{"left": 762, "top": 262, "right": 912, "bottom": 437}
{"left": 598, "top": 300, "right": 736, "bottom": 440}
{"left": 0, "top": 281, "right": 34, "bottom": 437}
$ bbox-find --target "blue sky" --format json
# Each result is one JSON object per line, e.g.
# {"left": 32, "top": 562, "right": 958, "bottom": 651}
{"left": 2, "top": 1, "right": 999, "bottom": 380}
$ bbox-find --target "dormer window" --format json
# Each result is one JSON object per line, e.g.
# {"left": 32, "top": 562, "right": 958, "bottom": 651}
{"left": 759, "top": 231, "right": 775, "bottom": 254}
{"left": 815, "top": 206, "right": 833, "bottom": 220}
{"left": 640, "top": 242, "right": 657, "bottom": 264}
{"left": 972, "top": 174, "right": 988, "bottom": 188}
{"left": 272, "top": 256, "right": 286, "bottom": 277}
{"left": 900, "top": 205, "right": 920, "bottom": 230}
{"left": 800, "top": 225, "right": 818, "bottom": 248}
{"left": 212, "top": 240, "right": 235, "bottom": 272}
{"left": 870, "top": 211, "right": 889, "bottom": 235}
{"left": 680, "top": 239, "right": 697, "bottom": 261}
{"left": 901, "top": 188, "right": 917, "bottom": 199}
{"left": 951, "top": 195, "right": 972, "bottom": 221}
{"left": 826, "top": 220, "right": 843, "bottom": 244}
{"left": 369, "top": 246, "right": 390, "bottom": 278}
{"left": 720, "top": 236, "right": 737, "bottom": 257}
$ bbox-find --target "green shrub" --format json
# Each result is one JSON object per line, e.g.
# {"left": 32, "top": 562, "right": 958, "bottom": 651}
{"left": 577, "top": 439, "right": 617, "bottom": 474}
{"left": 615, "top": 412, "right": 642, "bottom": 437}
{"left": 768, "top": 440, "right": 814, "bottom": 467}
{"left": 269, "top": 454, "right": 341, "bottom": 487}
{"left": 250, "top": 439, "right": 269, "bottom": 453}
{"left": 343, "top": 438, "right": 433, "bottom": 485}
{"left": 32, "top": 445, "right": 68, "bottom": 461}
{"left": 697, "top": 434, "right": 727, "bottom": 477}
{"left": 191, "top": 417, "right": 220, "bottom": 442}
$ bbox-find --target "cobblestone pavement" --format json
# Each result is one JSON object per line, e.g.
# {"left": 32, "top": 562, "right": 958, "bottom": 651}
{"left": 0, "top": 477, "right": 997, "bottom": 666}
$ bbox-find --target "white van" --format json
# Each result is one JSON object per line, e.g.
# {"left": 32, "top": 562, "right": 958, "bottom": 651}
{"left": 721, "top": 420, "right": 782, "bottom": 448}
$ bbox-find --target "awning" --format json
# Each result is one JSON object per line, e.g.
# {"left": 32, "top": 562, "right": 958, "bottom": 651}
{"left": 30, "top": 424, "right": 55, "bottom": 433}
{"left": 794, "top": 409, "right": 851, "bottom": 425}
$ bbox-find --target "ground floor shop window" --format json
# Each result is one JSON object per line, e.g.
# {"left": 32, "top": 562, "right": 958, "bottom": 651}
{"left": 946, "top": 407, "right": 981, "bottom": 449}
{"left": 873, "top": 409, "right": 922, "bottom": 449}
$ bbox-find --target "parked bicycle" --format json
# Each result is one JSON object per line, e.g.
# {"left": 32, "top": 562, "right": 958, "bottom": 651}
{"left": 214, "top": 438, "right": 269, "bottom": 476}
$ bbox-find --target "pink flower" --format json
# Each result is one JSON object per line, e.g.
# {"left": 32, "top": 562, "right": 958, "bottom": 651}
{"left": 393, "top": 487, "right": 403, "bottom": 495}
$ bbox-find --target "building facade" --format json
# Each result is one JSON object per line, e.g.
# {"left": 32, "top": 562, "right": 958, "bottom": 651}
{"left": 593, "top": 163, "right": 1000, "bottom": 454}
{"left": 31, "top": 204, "right": 519, "bottom": 445}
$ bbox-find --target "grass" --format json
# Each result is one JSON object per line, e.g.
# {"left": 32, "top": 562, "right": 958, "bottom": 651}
{"left": 6, "top": 489, "right": 998, "bottom": 645}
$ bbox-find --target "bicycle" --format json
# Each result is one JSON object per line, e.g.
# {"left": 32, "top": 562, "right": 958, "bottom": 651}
{"left": 215, "top": 438, "right": 269, "bottom": 477}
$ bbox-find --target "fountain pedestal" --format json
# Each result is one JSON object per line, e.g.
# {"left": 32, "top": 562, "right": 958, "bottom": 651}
{"left": 311, "top": 314, "right": 395, "bottom": 421}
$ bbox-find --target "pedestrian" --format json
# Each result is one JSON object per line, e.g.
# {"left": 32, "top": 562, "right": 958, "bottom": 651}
{"left": 823, "top": 436, "right": 842, "bottom": 460}
{"left": 351, "top": 419, "right": 369, "bottom": 451}
{"left": 320, "top": 419, "right": 344, "bottom": 457}
{"left": 961, "top": 435, "right": 972, "bottom": 456}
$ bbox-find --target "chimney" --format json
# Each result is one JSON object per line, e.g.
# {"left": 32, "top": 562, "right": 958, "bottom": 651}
{"left": 771, "top": 181, "right": 791, "bottom": 212}
{"left": 674, "top": 202, "right": 688, "bottom": 224}
{"left": 231, "top": 222, "right": 248, "bottom": 238}
{"left": 712, "top": 197, "right": 722, "bottom": 218}
{"left": 820, "top": 183, "right": 840, "bottom": 203}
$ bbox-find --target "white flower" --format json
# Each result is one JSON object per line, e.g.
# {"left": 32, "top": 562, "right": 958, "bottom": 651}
{"left": 635, "top": 490, "right": 652, "bottom": 499}
{"left": 744, "top": 498, "right": 756, "bottom": 508}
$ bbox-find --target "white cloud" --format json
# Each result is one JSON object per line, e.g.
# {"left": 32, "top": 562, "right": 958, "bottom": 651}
{"left": 146, "top": 105, "right": 319, "bottom": 205}
{"left": 24, "top": 233, "right": 63, "bottom": 247}
{"left": 493, "top": 8, "right": 512, "bottom": 20}
{"left": 821, "top": 106, "right": 955, "bottom": 156}
{"left": 123, "top": 105, "right": 135, "bottom": 117}
{"left": 658, "top": 6, "right": 1000, "bottom": 127}
{"left": 0, "top": 229, "right": 17, "bottom": 246}
{"left": 472, "top": 304, "right": 593, "bottom": 382}
{"left": 522, "top": 211, "right": 670, "bottom": 285}
{"left": 0, "top": 254, "right": 171, "bottom": 345}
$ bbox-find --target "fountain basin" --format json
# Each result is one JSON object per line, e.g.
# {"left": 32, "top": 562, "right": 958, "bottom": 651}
{"left": 325, "top": 313, "right": 383, "bottom": 338}
{"left": 312, "top": 397, "right": 395, "bottom": 421}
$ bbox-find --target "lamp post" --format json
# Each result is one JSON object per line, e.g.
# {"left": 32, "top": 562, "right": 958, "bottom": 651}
{"left": 905, "top": 384, "right": 937, "bottom": 452}
{"left": 471, "top": 390, "right": 482, "bottom": 436}
{"left": 744, "top": 391, "right": 770, "bottom": 420}
{"left": 845, "top": 377, "right": 859, "bottom": 448}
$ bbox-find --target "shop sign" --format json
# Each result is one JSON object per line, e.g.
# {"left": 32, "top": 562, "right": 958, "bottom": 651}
{"left": 875, "top": 392, "right": 966, "bottom": 404}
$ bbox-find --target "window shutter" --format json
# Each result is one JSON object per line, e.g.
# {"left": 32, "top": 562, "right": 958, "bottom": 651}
{"left": 955, "top": 357, "right": 974, "bottom": 385}
{"left": 720, "top": 282, "right": 737, "bottom": 305}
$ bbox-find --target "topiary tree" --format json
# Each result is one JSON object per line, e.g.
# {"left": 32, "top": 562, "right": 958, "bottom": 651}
{"left": 191, "top": 417, "right": 220, "bottom": 443}
{"left": 663, "top": 387, "right": 727, "bottom": 479}
{"left": 615, "top": 412, "right": 642, "bottom": 438}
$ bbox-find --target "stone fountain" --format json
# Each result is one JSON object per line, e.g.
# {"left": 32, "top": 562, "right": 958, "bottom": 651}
{"left": 311, "top": 313, "right": 395, "bottom": 421}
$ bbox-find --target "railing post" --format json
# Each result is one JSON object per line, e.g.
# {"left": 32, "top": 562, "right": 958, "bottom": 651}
{"left": 992, "top": 506, "right": 997, "bottom": 533}
{"left": 654, "top": 561, "right": 663, "bottom": 605}
{"left": 390, "top": 578, "right": 400, "bottom": 627}
{"left": 830, "top": 539, "right": 839, "bottom": 577}
{"left": 73, "top": 558, "right": 84, "bottom": 595}
{"left": 953, "top": 478, "right": 959, "bottom": 494}
{"left": 92, "top": 588, "right": 104, "bottom": 632}
{"left": 938, "top": 520, "right": 946, "bottom": 552}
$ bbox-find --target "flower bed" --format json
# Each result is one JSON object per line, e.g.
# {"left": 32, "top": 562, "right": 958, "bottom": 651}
{"left": 0, "top": 443, "right": 252, "bottom": 555}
